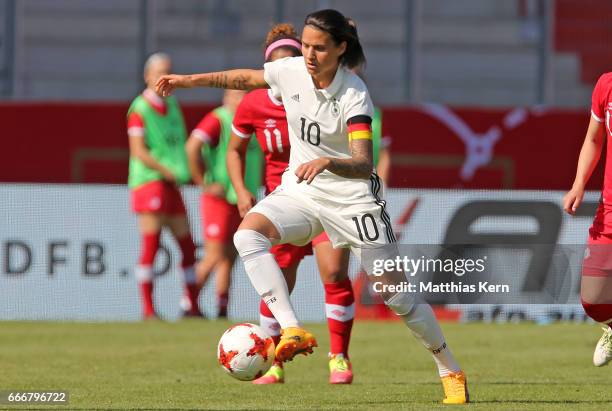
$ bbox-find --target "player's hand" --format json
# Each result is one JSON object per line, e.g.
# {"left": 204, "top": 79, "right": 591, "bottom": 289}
{"left": 155, "top": 74, "right": 193, "bottom": 97}
{"left": 563, "top": 185, "right": 585, "bottom": 215}
{"left": 295, "top": 158, "right": 331, "bottom": 184}
{"left": 160, "top": 168, "right": 177, "bottom": 185}
{"left": 204, "top": 183, "right": 226, "bottom": 199}
{"left": 236, "top": 189, "right": 256, "bottom": 217}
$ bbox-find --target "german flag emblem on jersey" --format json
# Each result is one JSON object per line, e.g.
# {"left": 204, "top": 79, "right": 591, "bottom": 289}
{"left": 347, "top": 115, "right": 373, "bottom": 141}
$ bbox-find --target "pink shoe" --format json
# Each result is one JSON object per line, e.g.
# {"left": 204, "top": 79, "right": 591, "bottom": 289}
{"left": 252, "top": 363, "right": 284, "bottom": 384}
{"left": 329, "top": 353, "right": 353, "bottom": 384}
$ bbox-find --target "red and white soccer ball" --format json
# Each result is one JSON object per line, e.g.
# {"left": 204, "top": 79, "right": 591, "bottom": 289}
{"left": 217, "top": 323, "right": 275, "bottom": 381}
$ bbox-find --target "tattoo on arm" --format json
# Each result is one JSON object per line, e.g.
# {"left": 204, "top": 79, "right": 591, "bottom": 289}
{"left": 231, "top": 74, "right": 248, "bottom": 90}
{"left": 194, "top": 70, "right": 267, "bottom": 90}
{"left": 326, "top": 139, "right": 373, "bottom": 179}
{"left": 209, "top": 73, "right": 228, "bottom": 88}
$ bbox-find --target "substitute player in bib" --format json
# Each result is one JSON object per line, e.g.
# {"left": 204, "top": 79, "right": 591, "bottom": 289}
{"left": 185, "top": 90, "right": 262, "bottom": 318}
{"left": 127, "top": 52, "right": 200, "bottom": 319}
{"left": 227, "top": 23, "right": 355, "bottom": 385}
{"left": 156, "top": 10, "right": 469, "bottom": 404}
{"left": 563, "top": 72, "right": 612, "bottom": 367}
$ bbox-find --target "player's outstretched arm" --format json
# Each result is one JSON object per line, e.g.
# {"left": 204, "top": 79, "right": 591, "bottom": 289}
{"left": 156, "top": 69, "right": 267, "bottom": 96}
{"left": 563, "top": 117, "right": 605, "bottom": 215}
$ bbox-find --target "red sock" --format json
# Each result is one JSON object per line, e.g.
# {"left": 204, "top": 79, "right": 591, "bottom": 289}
{"left": 176, "top": 235, "right": 199, "bottom": 312}
{"left": 324, "top": 278, "right": 355, "bottom": 357}
{"left": 184, "top": 283, "right": 201, "bottom": 315}
{"left": 177, "top": 234, "right": 196, "bottom": 268}
{"left": 180, "top": 264, "right": 201, "bottom": 315}
{"left": 139, "top": 232, "right": 160, "bottom": 266}
{"left": 139, "top": 281, "right": 155, "bottom": 317}
{"left": 218, "top": 292, "right": 229, "bottom": 318}
{"left": 138, "top": 232, "right": 160, "bottom": 318}
{"left": 259, "top": 299, "right": 281, "bottom": 346}
{"left": 582, "top": 300, "right": 612, "bottom": 324}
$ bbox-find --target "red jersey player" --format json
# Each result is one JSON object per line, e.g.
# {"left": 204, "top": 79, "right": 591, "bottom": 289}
{"left": 564, "top": 72, "right": 612, "bottom": 366}
{"left": 226, "top": 23, "right": 355, "bottom": 385}
{"left": 184, "top": 90, "right": 260, "bottom": 318}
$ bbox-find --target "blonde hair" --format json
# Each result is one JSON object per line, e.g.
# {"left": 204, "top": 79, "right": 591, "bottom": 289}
{"left": 144, "top": 52, "right": 170, "bottom": 74}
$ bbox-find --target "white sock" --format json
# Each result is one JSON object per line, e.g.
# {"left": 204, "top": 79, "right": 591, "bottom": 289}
{"left": 135, "top": 265, "right": 153, "bottom": 282}
{"left": 180, "top": 295, "right": 192, "bottom": 311}
{"left": 243, "top": 254, "right": 300, "bottom": 328}
{"left": 234, "top": 230, "right": 300, "bottom": 328}
{"left": 400, "top": 304, "right": 461, "bottom": 377}
{"left": 260, "top": 313, "right": 281, "bottom": 337}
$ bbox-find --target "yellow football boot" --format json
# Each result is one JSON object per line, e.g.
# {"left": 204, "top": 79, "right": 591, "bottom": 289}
{"left": 275, "top": 327, "right": 318, "bottom": 362}
{"left": 441, "top": 371, "right": 469, "bottom": 404}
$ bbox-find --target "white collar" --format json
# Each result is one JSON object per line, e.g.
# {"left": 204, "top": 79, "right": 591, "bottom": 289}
{"left": 309, "top": 65, "right": 345, "bottom": 100}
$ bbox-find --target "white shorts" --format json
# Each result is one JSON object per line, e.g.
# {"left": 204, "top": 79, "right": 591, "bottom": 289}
{"left": 248, "top": 174, "right": 396, "bottom": 249}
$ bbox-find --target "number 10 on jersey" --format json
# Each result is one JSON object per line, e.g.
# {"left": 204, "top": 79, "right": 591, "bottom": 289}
{"left": 300, "top": 117, "right": 320, "bottom": 146}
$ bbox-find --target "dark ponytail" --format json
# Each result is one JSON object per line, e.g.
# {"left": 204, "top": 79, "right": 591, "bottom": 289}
{"left": 304, "top": 9, "right": 366, "bottom": 69}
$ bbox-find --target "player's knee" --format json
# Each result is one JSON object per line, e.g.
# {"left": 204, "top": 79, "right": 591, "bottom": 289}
{"left": 320, "top": 264, "right": 348, "bottom": 283}
{"left": 384, "top": 292, "right": 416, "bottom": 316}
{"left": 233, "top": 229, "right": 272, "bottom": 260}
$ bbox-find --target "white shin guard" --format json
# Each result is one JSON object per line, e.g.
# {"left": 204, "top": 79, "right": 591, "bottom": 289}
{"left": 234, "top": 229, "right": 300, "bottom": 328}
{"left": 400, "top": 303, "right": 461, "bottom": 377}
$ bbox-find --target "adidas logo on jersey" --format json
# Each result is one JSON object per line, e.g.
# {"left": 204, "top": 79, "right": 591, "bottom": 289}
{"left": 291, "top": 94, "right": 300, "bottom": 102}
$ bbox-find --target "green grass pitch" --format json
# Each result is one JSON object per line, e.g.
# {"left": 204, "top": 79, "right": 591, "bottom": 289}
{"left": 1, "top": 320, "right": 612, "bottom": 410}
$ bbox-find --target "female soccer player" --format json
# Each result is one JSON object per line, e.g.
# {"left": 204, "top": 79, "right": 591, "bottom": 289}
{"left": 563, "top": 72, "right": 612, "bottom": 367}
{"left": 185, "top": 90, "right": 262, "bottom": 318}
{"left": 127, "top": 52, "right": 200, "bottom": 319}
{"left": 227, "top": 23, "right": 355, "bottom": 385}
{"left": 156, "top": 10, "right": 469, "bottom": 403}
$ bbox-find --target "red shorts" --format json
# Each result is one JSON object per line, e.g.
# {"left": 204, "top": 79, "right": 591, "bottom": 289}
{"left": 271, "top": 243, "right": 312, "bottom": 269}
{"left": 269, "top": 231, "right": 332, "bottom": 269}
{"left": 584, "top": 220, "right": 612, "bottom": 277}
{"left": 590, "top": 202, "right": 612, "bottom": 236}
{"left": 131, "top": 180, "right": 186, "bottom": 215}
{"left": 312, "top": 231, "right": 331, "bottom": 247}
{"left": 201, "top": 193, "right": 241, "bottom": 244}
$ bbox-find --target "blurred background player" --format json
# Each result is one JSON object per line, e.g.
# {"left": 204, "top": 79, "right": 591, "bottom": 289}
{"left": 127, "top": 52, "right": 200, "bottom": 319}
{"left": 226, "top": 23, "right": 356, "bottom": 385}
{"left": 563, "top": 71, "right": 612, "bottom": 366}
{"left": 184, "top": 90, "right": 262, "bottom": 318}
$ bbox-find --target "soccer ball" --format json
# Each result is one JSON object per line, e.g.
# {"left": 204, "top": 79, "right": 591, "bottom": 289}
{"left": 217, "top": 323, "right": 275, "bottom": 381}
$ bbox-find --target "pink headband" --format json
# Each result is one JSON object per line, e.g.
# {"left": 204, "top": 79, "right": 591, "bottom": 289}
{"left": 264, "top": 38, "right": 302, "bottom": 60}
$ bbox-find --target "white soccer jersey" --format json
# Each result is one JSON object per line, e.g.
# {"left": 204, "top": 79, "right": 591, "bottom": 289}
{"left": 263, "top": 56, "right": 375, "bottom": 202}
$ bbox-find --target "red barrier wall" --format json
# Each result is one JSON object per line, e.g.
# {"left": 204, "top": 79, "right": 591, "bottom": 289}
{"left": 0, "top": 102, "right": 215, "bottom": 184}
{"left": 0, "top": 102, "right": 600, "bottom": 190}
{"left": 384, "top": 105, "right": 600, "bottom": 189}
